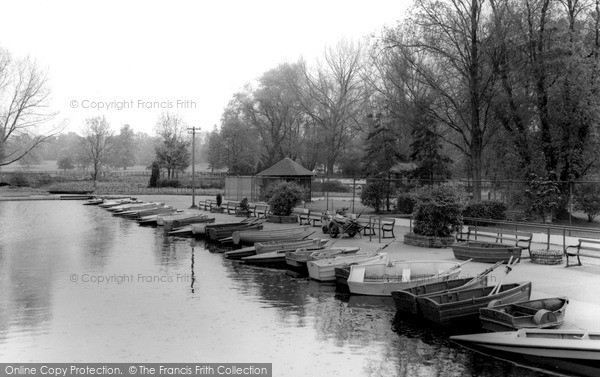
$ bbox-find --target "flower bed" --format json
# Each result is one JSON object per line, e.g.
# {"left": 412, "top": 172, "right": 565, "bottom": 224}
{"left": 403, "top": 232, "right": 455, "bottom": 248}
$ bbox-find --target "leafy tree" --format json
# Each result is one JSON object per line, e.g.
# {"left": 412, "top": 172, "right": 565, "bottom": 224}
{"left": 360, "top": 179, "right": 397, "bottom": 213}
{"left": 134, "top": 132, "right": 157, "bottom": 167}
{"left": 362, "top": 113, "right": 403, "bottom": 178}
{"left": 409, "top": 127, "right": 452, "bottom": 183}
{"left": 111, "top": 124, "right": 136, "bottom": 169}
{"left": 204, "top": 127, "right": 226, "bottom": 172}
{"left": 81, "top": 116, "right": 114, "bottom": 190}
{"left": 57, "top": 156, "right": 74, "bottom": 171}
{"left": 220, "top": 112, "right": 259, "bottom": 175}
{"left": 154, "top": 113, "right": 190, "bottom": 179}
{"left": 573, "top": 182, "right": 600, "bottom": 222}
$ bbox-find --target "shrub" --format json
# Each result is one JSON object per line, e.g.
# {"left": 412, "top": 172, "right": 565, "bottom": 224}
{"left": 524, "top": 172, "right": 561, "bottom": 222}
{"left": 396, "top": 193, "right": 415, "bottom": 214}
{"left": 573, "top": 182, "right": 600, "bottom": 222}
{"left": 462, "top": 201, "right": 507, "bottom": 220}
{"left": 148, "top": 161, "right": 160, "bottom": 188}
{"left": 360, "top": 179, "right": 397, "bottom": 213}
{"left": 157, "top": 179, "right": 181, "bottom": 188}
{"left": 312, "top": 180, "right": 351, "bottom": 193}
{"left": 9, "top": 172, "right": 30, "bottom": 187}
{"left": 264, "top": 180, "right": 304, "bottom": 216}
{"left": 412, "top": 185, "right": 465, "bottom": 238}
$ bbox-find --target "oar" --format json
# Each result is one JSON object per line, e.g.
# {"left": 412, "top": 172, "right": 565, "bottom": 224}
{"left": 301, "top": 231, "right": 316, "bottom": 240}
{"left": 438, "top": 258, "right": 473, "bottom": 276}
{"left": 367, "top": 240, "right": 395, "bottom": 257}
{"left": 488, "top": 256, "right": 517, "bottom": 296}
{"left": 463, "top": 260, "right": 503, "bottom": 288}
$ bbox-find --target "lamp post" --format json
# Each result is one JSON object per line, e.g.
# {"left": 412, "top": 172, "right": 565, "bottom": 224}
{"left": 188, "top": 126, "right": 200, "bottom": 208}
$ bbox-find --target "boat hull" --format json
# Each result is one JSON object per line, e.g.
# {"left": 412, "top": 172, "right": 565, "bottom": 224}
{"left": 479, "top": 297, "right": 568, "bottom": 332}
{"left": 451, "top": 329, "right": 600, "bottom": 376}
{"left": 285, "top": 247, "right": 360, "bottom": 274}
{"left": 307, "top": 254, "right": 389, "bottom": 282}
{"left": 391, "top": 276, "right": 489, "bottom": 316}
{"left": 452, "top": 241, "right": 522, "bottom": 263}
{"left": 417, "top": 282, "right": 532, "bottom": 326}
{"left": 347, "top": 260, "right": 462, "bottom": 296}
{"left": 207, "top": 224, "right": 264, "bottom": 242}
{"left": 232, "top": 226, "right": 312, "bottom": 245}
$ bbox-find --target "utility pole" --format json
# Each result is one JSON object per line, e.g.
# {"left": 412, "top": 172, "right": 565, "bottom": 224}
{"left": 188, "top": 126, "right": 200, "bottom": 208}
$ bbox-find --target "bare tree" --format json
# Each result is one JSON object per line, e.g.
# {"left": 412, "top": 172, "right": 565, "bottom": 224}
{"left": 378, "top": 0, "right": 495, "bottom": 200}
{"left": 294, "top": 39, "right": 367, "bottom": 175}
{"left": 82, "top": 116, "right": 114, "bottom": 190}
{"left": 0, "top": 47, "right": 62, "bottom": 167}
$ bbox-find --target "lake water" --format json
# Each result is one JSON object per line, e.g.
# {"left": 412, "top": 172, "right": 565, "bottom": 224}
{"left": 0, "top": 200, "right": 557, "bottom": 376}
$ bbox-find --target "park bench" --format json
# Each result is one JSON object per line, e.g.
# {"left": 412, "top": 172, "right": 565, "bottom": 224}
{"left": 253, "top": 204, "right": 270, "bottom": 219}
{"left": 198, "top": 199, "right": 213, "bottom": 211}
{"left": 226, "top": 201, "right": 240, "bottom": 215}
{"left": 354, "top": 216, "right": 396, "bottom": 238}
{"left": 565, "top": 238, "right": 600, "bottom": 267}
{"left": 305, "top": 210, "right": 327, "bottom": 227}
{"left": 292, "top": 207, "right": 311, "bottom": 225}
{"left": 456, "top": 226, "right": 533, "bottom": 257}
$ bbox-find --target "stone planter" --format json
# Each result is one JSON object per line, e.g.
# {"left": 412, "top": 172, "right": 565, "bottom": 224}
{"left": 266, "top": 214, "right": 298, "bottom": 223}
{"left": 403, "top": 232, "right": 455, "bottom": 248}
{"left": 530, "top": 249, "right": 563, "bottom": 265}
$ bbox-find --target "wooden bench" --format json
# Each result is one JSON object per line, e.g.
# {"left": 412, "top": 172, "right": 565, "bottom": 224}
{"left": 198, "top": 199, "right": 213, "bottom": 211}
{"left": 306, "top": 210, "right": 328, "bottom": 227}
{"left": 253, "top": 204, "right": 270, "bottom": 219}
{"left": 355, "top": 216, "right": 396, "bottom": 238}
{"left": 456, "top": 226, "right": 533, "bottom": 257}
{"left": 292, "top": 207, "right": 311, "bottom": 225}
{"left": 226, "top": 201, "right": 240, "bottom": 215}
{"left": 565, "top": 239, "right": 600, "bottom": 267}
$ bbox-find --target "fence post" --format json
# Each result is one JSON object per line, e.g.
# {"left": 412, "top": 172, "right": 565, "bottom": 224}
{"left": 351, "top": 177, "right": 356, "bottom": 214}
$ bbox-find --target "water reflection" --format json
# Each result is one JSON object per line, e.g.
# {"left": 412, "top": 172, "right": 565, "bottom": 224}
{"left": 0, "top": 201, "right": 559, "bottom": 376}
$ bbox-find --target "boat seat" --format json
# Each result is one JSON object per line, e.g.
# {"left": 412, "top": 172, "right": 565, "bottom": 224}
{"left": 402, "top": 268, "right": 411, "bottom": 282}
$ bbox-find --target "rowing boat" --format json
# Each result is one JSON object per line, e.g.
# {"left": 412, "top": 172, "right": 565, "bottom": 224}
{"left": 479, "top": 297, "right": 569, "bottom": 331}
{"left": 285, "top": 246, "right": 360, "bottom": 274}
{"left": 417, "top": 281, "right": 532, "bottom": 326}
{"left": 307, "top": 253, "right": 390, "bottom": 282}
{"left": 347, "top": 260, "right": 462, "bottom": 296}
{"left": 391, "top": 261, "right": 500, "bottom": 316}
{"left": 225, "top": 238, "right": 329, "bottom": 260}
{"left": 207, "top": 223, "right": 264, "bottom": 242}
{"left": 232, "top": 226, "right": 313, "bottom": 245}
{"left": 391, "top": 276, "right": 489, "bottom": 316}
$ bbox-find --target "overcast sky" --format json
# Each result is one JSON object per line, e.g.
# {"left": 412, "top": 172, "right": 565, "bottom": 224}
{"left": 1, "top": 0, "right": 410, "bottom": 135}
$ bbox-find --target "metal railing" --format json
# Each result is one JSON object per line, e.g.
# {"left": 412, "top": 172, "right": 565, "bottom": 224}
{"left": 459, "top": 217, "right": 600, "bottom": 250}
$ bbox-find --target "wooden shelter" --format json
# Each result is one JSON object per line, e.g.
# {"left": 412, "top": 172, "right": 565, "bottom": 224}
{"left": 256, "top": 158, "right": 316, "bottom": 201}
{"left": 224, "top": 158, "right": 316, "bottom": 202}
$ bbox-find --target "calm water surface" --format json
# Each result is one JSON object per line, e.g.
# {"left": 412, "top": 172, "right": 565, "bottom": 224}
{"left": 0, "top": 201, "right": 557, "bottom": 376}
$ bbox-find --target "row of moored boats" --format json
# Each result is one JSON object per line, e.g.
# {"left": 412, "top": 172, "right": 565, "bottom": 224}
{"left": 84, "top": 195, "right": 599, "bottom": 376}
